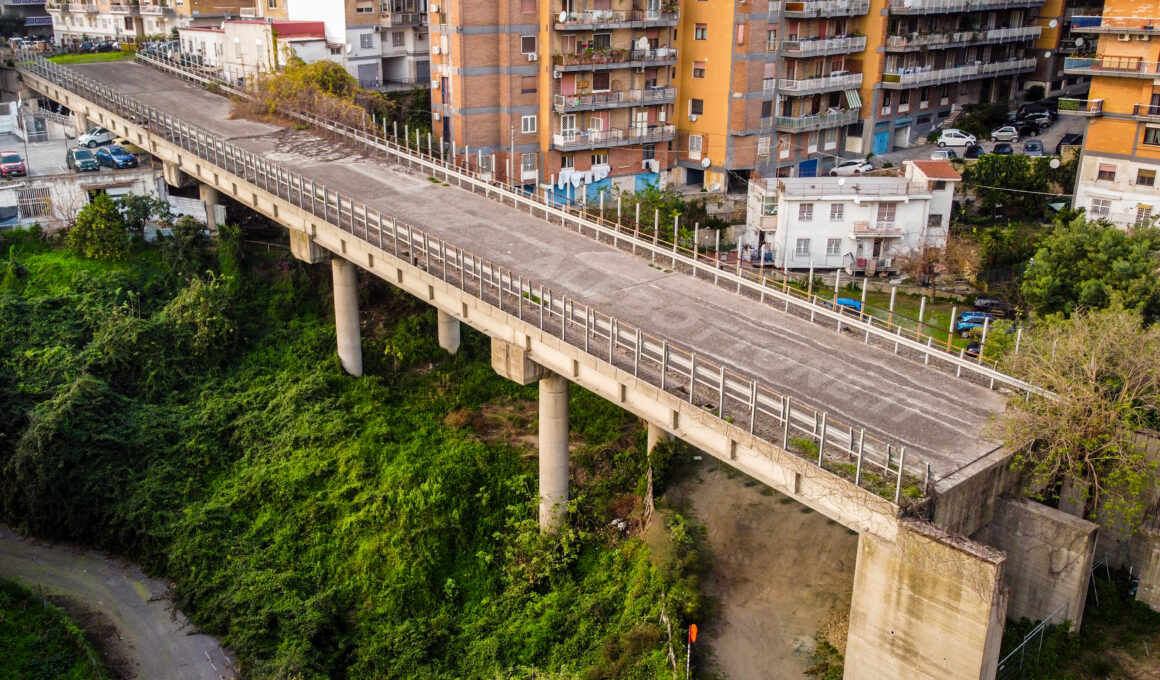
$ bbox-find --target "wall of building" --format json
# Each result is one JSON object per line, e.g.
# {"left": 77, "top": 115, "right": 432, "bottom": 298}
{"left": 677, "top": 0, "right": 734, "bottom": 185}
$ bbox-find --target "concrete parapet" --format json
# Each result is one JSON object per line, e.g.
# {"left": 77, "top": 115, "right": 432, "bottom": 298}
{"left": 491, "top": 337, "right": 546, "bottom": 385}
{"left": 289, "top": 230, "right": 330, "bottom": 264}
{"left": 973, "top": 497, "right": 1097, "bottom": 629}
{"left": 846, "top": 519, "right": 1006, "bottom": 680}
{"left": 539, "top": 372, "right": 570, "bottom": 533}
{"left": 437, "top": 309, "right": 460, "bottom": 355}
{"left": 331, "top": 258, "right": 363, "bottom": 377}
{"left": 933, "top": 448, "right": 1019, "bottom": 537}
{"left": 1134, "top": 529, "right": 1160, "bottom": 611}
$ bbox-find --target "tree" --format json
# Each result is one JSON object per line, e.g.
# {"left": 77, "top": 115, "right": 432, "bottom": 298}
{"left": 996, "top": 308, "right": 1160, "bottom": 531}
{"left": 1021, "top": 216, "right": 1160, "bottom": 322}
{"left": 67, "top": 193, "right": 128, "bottom": 260}
{"left": 118, "top": 194, "right": 170, "bottom": 240}
{"left": 162, "top": 215, "right": 209, "bottom": 280}
{"left": 894, "top": 234, "right": 980, "bottom": 293}
{"left": 0, "top": 14, "right": 25, "bottom": 39}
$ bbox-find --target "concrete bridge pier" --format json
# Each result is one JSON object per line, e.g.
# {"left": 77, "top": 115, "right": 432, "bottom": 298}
{"left": 538, "top": 372, "right": 570, "bottom": 533}
{"left": 646, "top": 422, "right": 672, "bottom": 452}
{"left": 72, "top": 113, "right": 88, "bottom": 137}
{"left": 437, "top": 309, "right": 460, "bottom": 355}
{"left": 199, "top": 182, "right": 223, "bottom": 228}
{"left": 331, "top": 258, "right": 363, "bottom": 377}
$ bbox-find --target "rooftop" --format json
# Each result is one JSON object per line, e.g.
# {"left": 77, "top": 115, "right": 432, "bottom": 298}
{"left": 907, "top": 159, "right": 962, "bottom": 181}
{"left": 769, "top": 175, "right": 933, "bottom": 198}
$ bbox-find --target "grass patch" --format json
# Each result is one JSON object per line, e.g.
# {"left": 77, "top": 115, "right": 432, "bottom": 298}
{"left": 49, "top": 52, "right": 134, "bottom": 65}
{"left": 0, "top": 578, "right": 106, "bottom": 680}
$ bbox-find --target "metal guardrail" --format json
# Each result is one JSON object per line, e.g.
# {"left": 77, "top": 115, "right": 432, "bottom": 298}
{"left": 18, "top": 52, "right": 940, "bottom": 504}
{"left": 128, "top": 51, "right": 1042, "bottom": 402}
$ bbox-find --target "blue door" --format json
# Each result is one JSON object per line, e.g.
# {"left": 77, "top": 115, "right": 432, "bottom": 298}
{"left": 798, "top": 159, "right": 818, "bottom": 177}
{"left": 873, "top": 131, "right": 891, "bottom": 156}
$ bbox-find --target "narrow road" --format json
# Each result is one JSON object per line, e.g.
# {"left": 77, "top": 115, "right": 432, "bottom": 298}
{"left": 0, "top": 526, "right": 236, "bottom": 680}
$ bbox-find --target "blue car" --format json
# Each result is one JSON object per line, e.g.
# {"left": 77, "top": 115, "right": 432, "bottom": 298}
{"left": 95, "top": 145, "right": 138, "bottom": 169}
{"left": 821, "top": 297, "right": 863, "bottom": 316}
{"left": 956, "top": 312, "right": 996, "bottom": 336}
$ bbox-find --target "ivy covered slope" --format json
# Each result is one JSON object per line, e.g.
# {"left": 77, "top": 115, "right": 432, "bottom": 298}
{"left": 0, "top": 226, "right": 704, "bottom": 679}
{"left": 0, "top": 578, "right": 107, "bottom": 680}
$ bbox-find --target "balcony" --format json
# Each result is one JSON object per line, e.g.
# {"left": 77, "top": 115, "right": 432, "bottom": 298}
{"left": 552, "top": 124, "right": 676, "bottom": 151}
{"left": 880, "top": 58, "right": 1036, "bottom": 88}
{"left": 884, "top": 26, "right": 1041, "bottom": 52}
{"left": 771, "top": 71, "right": 864, "bottom": 95}
{"left": 380, "top": 12, "right": 425, "bottom": 26}
{"left": 783, "top": 0, "right": 869, "bottom": 17}
{"left": 554, "top": 8, "right": 680, "bottom": 30}
{"left": 1064, "top": 56, "right": 1160, "bottom": 79}
{"left": 68, "top": 2, "right": 96, "bottom": 11}
{"left": 1133, "top": 103, "right": 1160, "bottom": 121}
{"left": 1069, "top": 16, "right": 1160, "bottom": 34}
{"left": 850, "top": 220, "right": 905, "bottom": 237}
{"left": 108, "top": 3, "right": 138, "bottom": 13}
{"left": 553, "top": 86, "right": 676, "bottom": 113}
{"left": 781, "top": 35, "right": 867, "bottom": 57}
{"left": 1057, "top": 97, "right": 1103, "bottom": 116}
{"left": 45, "top": 1, "right": 66, "bottom": 10}
{"left": 886, "top": 0, "right": 1043, "bottom": 14}
{"left": 552, "top": 46, "right": 677, "bottom": 71}
{"left": 139, "top": 4, "right": 175, "bottom": 15}
{"left": 776, "top": 107, "right": 861, "bottom": 132}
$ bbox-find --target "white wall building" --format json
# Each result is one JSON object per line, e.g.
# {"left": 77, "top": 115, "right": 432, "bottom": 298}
{"left": 1073, "top": 154, "right": 1160, "bottom": 229}
{"left": 743, "top": 160, "right": 960, "bottom": 274}
{"left": 178, "top": 20, "right": 337, "bottom": 77}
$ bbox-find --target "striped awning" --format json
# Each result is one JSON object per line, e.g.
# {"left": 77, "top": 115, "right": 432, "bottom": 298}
{"left": 844, "top": 89, "right": 862, "bottom": 109}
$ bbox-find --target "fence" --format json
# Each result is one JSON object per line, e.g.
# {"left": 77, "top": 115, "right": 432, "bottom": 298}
{"left": 127, "top": 51, "right": 1043, "bottom": 401}
{"left": 18, "top": 53, "right": 940, "bottom": 506}
{"left": 994, "top": 601, "right": 1069, "bottom": 680}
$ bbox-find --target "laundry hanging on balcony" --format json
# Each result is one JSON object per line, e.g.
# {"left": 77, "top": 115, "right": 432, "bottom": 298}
{"left": 557, "top": 164, "right": 611, "bottom": 189}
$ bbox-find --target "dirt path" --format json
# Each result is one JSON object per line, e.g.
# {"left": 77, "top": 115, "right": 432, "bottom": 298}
{"left": 667, "top": 458, "right": 859, "bottom": 679}
{"left": 0, "top": 526, "right": 237, "bottom": 680}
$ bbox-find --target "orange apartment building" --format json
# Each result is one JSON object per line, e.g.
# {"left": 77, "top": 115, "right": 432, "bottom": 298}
{"left": 1063, "top": 0, "right": 1160, "bottom": 228}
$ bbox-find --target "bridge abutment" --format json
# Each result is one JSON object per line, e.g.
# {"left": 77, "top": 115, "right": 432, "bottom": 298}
{"left": 331, "top": 257, "right": 363, "bottom": 377}
{"left": 845, "top": 521, "right": 1006, "bottom": 680}
{"left": 538, "top": 372, "right": 570, "bottom": 534}
{"left": 437, "top": 309, "right": 460, "bottom": 355}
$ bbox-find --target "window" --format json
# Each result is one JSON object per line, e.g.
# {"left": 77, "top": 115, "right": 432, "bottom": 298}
{"left": 521, "top": 35, "right": 536, "bottom": 54}
{"left": 826, "top": 238, "right": 841, "bottom": 256}
{"left": 1089, "top": 198, "right": 1110, "bottom": 217}
{"left": 798, "top": 203, "right": 813, "bottom": 221}
{"left": 829, "top": 204, "right": 843, "bottom": 221}
{"left": 392, "top": 31, "right": 405, "bottom": 47}
{"left": 561, "top": 155, "right": 575, "bottom": 169}
{"left": 234, "top": 38, "right": 241, "bottom": 58}
{"left": 932, "top": 180, "right": 947, "bottom": 191}
{"left": 1137, "top": 205, "right": 1153, "bottom": 226}
{"left": 1097, "top": 164, "right": 1117, "bottom": 181}
{"left": 1144, "top": 127, "right": 1160, "bottom": 146}
{"left": 522, "top": 153, "right": 538, "bottom": 171}
{"left": 521, "top": 115, "right": 537, "bottom": 134}
{"left": 592, "top": 151, "right": 608, "bottom": 165}
{"left": 877, "top": 203, "right": 897, "bottom": 225}
{"left": 643, "top": 144, "right": 655, "bottom": 160}
{"left": 757, "top": 136, "right": 771, "bottom": 158}
{"left": 592, "top": 71, "right": 610, "bottom": 91}
{"left": 359, "top": 33, "right": 373, "bottom": 49}
{"left": 268, "top": 0, "right": 277, "bottom": 6}
{"left": 689, "top": 134, "right": 703, "bottom": 158}
{"left": 795, "top": 238, "right": 811, "bottom": 257}
{"left": 356, "top": 4, "right": 373, "bottom": 13}
{"left": 593, "top": 33, "right": 611, "bottom": 50}
{"left": 1138, "top": 169, "right": 1156, "bottom": 187}
{"left": 521, "top": 76, "right": 537, "bottom": 94}
{"left": 690, "top": 99, "right": 704, "bottom": 116}
{"left": 17, "top": 187, "right": 50, "bottom": 219}
{"left": 824, "top": 127, "right": 837, "bottom": 150}
{"left": 694, "top": 24, "right": 707, "bottom": 40}
{"left": 693, "top": 61, "right": 706, "bottom": 78}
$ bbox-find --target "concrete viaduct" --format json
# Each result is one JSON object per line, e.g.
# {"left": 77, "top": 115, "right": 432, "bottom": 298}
{"left": 15, "top": 54, "right": 1106, "bottom": 679}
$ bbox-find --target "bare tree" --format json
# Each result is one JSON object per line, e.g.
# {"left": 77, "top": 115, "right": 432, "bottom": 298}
{"left": 894, "top": 234, "right": 980, "bottom": 295}
{"left": 995, "top": 308, "right": 1160, "bottom": 531}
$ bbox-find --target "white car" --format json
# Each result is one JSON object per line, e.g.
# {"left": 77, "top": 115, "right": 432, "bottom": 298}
{"left": 937, "top": 129, "right": 977, "bottom": 147}
{"left": 929, "top": 149, "right": 957, "bottom": 161}
{"left": 77, "top": 126, "right": 114, "bottom": 148}
{"left": 829, "top": 160, "right": 873, "bottom": 176}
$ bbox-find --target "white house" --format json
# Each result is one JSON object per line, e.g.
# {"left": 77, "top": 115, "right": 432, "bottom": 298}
{"left": 1073, "top": 153, "right": 1160, "bottom": 229}
{"left": 178, "top": 19, "right": 336, "bottom": 78}
{"left": 743, "top": 159, "right": 960, "bottom": 274}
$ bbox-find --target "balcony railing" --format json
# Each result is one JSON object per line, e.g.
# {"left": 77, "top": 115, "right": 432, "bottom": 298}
{"left": 552, "top": 46, "right": 678, "bottom": 70}
{"left": 69, "top": 2, "right": 96, "bottom": 11}
{"left": 884, "top": 26, "right": 1041, "bottom": 51}
{"left": 1064, "top": 56, "right": 1160, "bottom": 78}
{"left": 1069, "top": 16, "right": 1160, "bottom": 34}
{"left": 886, "top": 0, "right": 1042, "bottom": 13}
{"left": 783, "top": 0, "right": 869, "bottom": 17}
{"left": 552, "top": 124, "right": 676, "bottom": 151}
{"left": 554, "top": 8, "right": 680, "bottom": 29}
{"left": 1133, "top": 103, "right": 1160, "bottom": 120}
{"left": 850, "top": 220, "right": 905, "bottom": 237}
{"left": 775, "top": 107, "right": 861, "bottom": 132}
{"left": 381, "top": 12, "right": 426, "bottom": 26}
{"left": 553, "top": 86, "right": 676, "bottom": 112}
{"left": 1057, "top": 97, "right": 1103, "bottom": 116}
{"left": 880, "top": 58, "right": 1036, "bottom": 88}
{"left": 139, "top": 4, "right": 175, "bottom": 15}
{"left": 108, "top": 3, "right": 138, "bottom": 13}
{"left": 771, "top": 71, "right": 864, "bottom": 95}
{"left": 781, "top": 35, "right": 867, "bottom": 56}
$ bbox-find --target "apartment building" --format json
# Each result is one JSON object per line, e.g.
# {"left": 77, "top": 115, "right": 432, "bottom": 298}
{"left": 1023, "top": 0, "right": 1097, "bottom": 98}
{"left": 3, "top": 0, "right": 53, "bottom": 37}
{"left": 48, "top": 0, "right": 253, "bottom": 45}
{"left": 742, "top": 159, "right": 959, "bottom": 271}
{"left": 1063, "top": 0, "right": 1160, "bottom": 229}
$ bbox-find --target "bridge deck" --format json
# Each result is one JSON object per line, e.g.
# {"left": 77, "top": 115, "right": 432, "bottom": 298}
{"left": 74, "top": 61, "right": 1006, "bottom": 482}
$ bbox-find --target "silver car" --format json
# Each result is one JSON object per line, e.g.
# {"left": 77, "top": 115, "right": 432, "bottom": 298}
{"left": 989, "top": 126, "right": 1021, "bottom": 143}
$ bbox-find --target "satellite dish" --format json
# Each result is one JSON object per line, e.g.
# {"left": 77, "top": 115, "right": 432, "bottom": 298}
{"left": 1048, "top": 19, "right": 1058, "bottom": 28}
{"left": 636, "top": 36, "right": 649, "bottom": 50}
{"left": 837, "top": 178, "right": 846, "bottom": 186}
{"left": 701, "top": 157, "right": 711, "bottom": 168}
{"left": 1043, "top": 51, "right": 1052, "bottom": 59}
{"left": 1049, "top": 158, "right": 1061, "bottom": 169}
{"left": 558, "top": 10, "right": 568, "bottom": 22}
{"left": 345, "top": 40, "right": 352, "bottom": 54}
{"left": 1076, "top": 37, "right": 1085, "bottom": 47}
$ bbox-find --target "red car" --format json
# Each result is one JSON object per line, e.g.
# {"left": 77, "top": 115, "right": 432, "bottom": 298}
{"left": 0, "top": 152, "right": 26, "bottom": 177}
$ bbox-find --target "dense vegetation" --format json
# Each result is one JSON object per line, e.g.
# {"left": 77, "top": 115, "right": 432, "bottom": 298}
{"left": 0, "top": 225, "right": 704, "bottom": 679}
{"left": 0, "top": 578, "right": 106, "bottom": 680}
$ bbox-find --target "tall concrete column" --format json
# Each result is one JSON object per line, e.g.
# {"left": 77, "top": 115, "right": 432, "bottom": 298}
{"left": 647, "top": 422, "right": 672, "bottom": 452}
{"left": 437, "top": 309, "right": 460, "bottom": 355}
{"left": 539, "top": 372, "right": 570, "bottom": 533}
{"left": 331, "top": 258, "right": 363, "bottom": 377}
{"left": 72, "top": 113, "right": 88, "bottom": 137}
{"left": 199, "top": 182, "right": 223, "bottom": 228}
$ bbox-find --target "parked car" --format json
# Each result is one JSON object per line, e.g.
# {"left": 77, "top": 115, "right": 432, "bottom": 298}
{"left": 95, "top": 145, "right": 139, "bottom": 169}
{"left": 1023, "top": 140, "right": 1045, "bottom": 157}
{"left": 965, "top": 341, "right": 982, "bottom": 357}
{"left": 1057, "top": 133, "right": 1083, "bottom": 155}
{"left": 973, "top": 297, "right": 1013, "bottom": 317}
{"left": 963, "top": 143, "right": 985, "bottom": 159}
{"left": 930, "top": 148, "right": 958, "bottom": 161}
{"left": 991, "top": 142, "right": 1015, "bottom": 155}
{"left": 990, "top": 125, "right": 1022, "bottom": 142}
{"left": 0, "top": 151, "right": 26, "bottom": 177}
{"left": 65, "top": 147, "right": 99, "bottom": 172}
{"left": 77, "top": 41, "right": 95, "bottom": 53}
{"left": 113, "top": 137, "right": 144, "bottom": 156}
{"left": 1020, "top": 111, "right": 1053, "bottom": 130}
{"left": 956, "top": 313, "right": 997, "bottom": 336}
{"left": 937, "top": 129, "right": 976, "bottom": 147}
{"left": 820, "top": 297, "right": 863, "bottom": 316}
{"left": 95, "top": 40, "right": 117, "bottom": 53}
{"left": 829, "top": 160, "right": 874, "bottom": 176}
{"left": 78, "top": 126, "right": 114, "bottom": 148}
